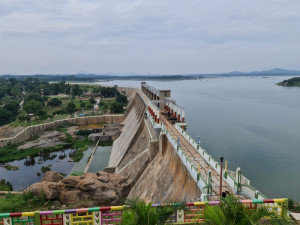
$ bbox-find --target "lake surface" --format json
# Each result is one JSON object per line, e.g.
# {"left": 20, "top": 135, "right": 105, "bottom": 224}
{"left": 95, "top": 76, "right": 300, "bottom": 201}
{"left": 0, "top": 149, "right": 75, "bottom": 191}
{"left": 0, "top": 142, "right": 113, "bottom": 190}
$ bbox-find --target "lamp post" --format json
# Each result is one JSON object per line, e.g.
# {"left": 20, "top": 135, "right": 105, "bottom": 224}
{"left": 219, "top": 156, "right": 224, "bottom": 199}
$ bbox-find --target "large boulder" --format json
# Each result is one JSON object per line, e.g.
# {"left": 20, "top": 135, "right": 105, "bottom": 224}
{"left": 27, "top": 181, "right": 58, "bottom": 199}
{"left": 42, "top": 171, "right": 64, "bottom": 182}
{"left": 27, "top": 171, "right": 131, "bottom": 206}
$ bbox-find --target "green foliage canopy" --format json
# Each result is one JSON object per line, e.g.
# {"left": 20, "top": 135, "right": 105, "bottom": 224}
{"left": 23, "top": 100, "right": 43, "bottom": 114}
{"left": 48, "top": 98, "right": 62, "bottom": 107}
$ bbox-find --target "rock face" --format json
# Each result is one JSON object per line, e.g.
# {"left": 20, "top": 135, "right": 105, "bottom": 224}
{"left": 17, "top": 131, "right": 66, "bottom": 149}
{"left": 27, "top": 171, "right": 131, "bottom": 206}
{"left": 42, "top": 171, "right": 64, "bottom": 182}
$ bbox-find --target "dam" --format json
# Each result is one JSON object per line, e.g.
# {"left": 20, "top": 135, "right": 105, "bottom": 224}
{"left": 0, "top": 83, "right": 291, "bottom": 225}
{"left": 108, "top": 83, "right": 266, "bottom": 202}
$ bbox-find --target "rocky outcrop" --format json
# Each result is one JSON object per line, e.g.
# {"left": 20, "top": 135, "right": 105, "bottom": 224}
{"left": 17, "top": 131, "right": 66, "bottom": 149}
{"left": 42, "top": 171, "right": 64, "bottom": 182}
{"left": 27, "top": 171, "right": 131, "bottom": 206}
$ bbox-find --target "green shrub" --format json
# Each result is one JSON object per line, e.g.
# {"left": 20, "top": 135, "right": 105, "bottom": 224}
{"left": 75, "top": 130, "right": 92, "bottom": 137}
{"left": 41, "top": 166, "right": 51, "bottom": 173}
{"left": 121, "top": 199, "right": 184, "bottom": 225}
{"left": 70, "top": 171, "right": 84, "bottom": 176}
{"left": 0, "top": 179, "right": 13, "bottom": 191}
{"left": 0, "top": 192, "right": 47, "bottom": 213}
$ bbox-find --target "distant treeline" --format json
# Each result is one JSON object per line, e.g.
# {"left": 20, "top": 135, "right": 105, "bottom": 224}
{"left": 0, "top": 74, "right": 201, "bottom": 82}
{"left": 0, "top": 77, "right": 128, "bottom": 126}
{"left": 1, "top": 68, "right": 300, "bottom": 82}
{"left": 277, "top": 77, "right": 300, "bottom": 87}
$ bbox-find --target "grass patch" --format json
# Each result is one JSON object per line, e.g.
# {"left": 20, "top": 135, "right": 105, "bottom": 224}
{"left": 71, "top": 138, "right": 91, "bottom": 162}
{"left": 70, "top": 171, "right": 84, "bottom": 176}
{"left": 0, "top": 192, "right": 48, "bottom": 213}
{"left": 0, "top": 143, "right": 71, "bottom": 163}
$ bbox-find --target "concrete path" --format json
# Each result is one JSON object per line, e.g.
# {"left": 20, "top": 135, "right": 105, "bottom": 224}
{"left": 290, "top": 212, "right": 300, "bottom": 224}
{"left": 84, "top": 140, "right": 100, "bottom": 173}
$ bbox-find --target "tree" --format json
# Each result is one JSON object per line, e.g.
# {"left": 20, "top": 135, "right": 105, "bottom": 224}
{"left": 100, "top": 86, "right": 118, "bottom": 98}
{"left": 85, "top": 103, "right": 93, "bottom": 109}
{"left": 23, "top": 100, "right": 43, "bottom": 114}
{"left": 89, "top": 98, "right": 96, "bottom": 105}
{"left": 116, "top": 94, "right": 128, "bottom": 105}
{"left": 0, "top": 108, "right": 13, "bottom": 125}
{"left": 48, "top": 98, "right": 62, "bottom": 107}
{"left": 4, "top": 100, "right": 20, "bottom": 115}
{"left": 80, "top": 101, "right": 86, "bottom": 108}
{"left": 18, "top": 115, "right": 30, "bottom": 122}
{"left": 110, "top": 102, "right": 123, "bottom": 113}
{"left": 24, "top": 93, "right": 44, "bottom": 105}
{"left": 66, "top": 102, "right": 76, "bottom": 114}
{"left": 72, "top": 85, "right": 82, "bottom": 97}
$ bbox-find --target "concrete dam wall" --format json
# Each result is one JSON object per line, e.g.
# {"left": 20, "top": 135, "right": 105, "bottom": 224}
{"left": 109, "top": 91, "right": 201, "bottom": 202}
{"left": 109, "top": 92, "right": 146, "bottom": 168}
{"left": 126, "top": 134, "right": 201, "bottom": 202}
{"left": 0, "top": 115, "right": 124, "bottom": 147}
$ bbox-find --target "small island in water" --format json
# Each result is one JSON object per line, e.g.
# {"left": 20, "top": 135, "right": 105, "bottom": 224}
{"left": 277, "top": 76, "right": 300, "bottom": 87}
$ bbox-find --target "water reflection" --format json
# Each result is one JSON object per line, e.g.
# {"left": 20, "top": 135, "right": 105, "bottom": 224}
{"left": 0, "top": 148, "right": 76, "bottom": 191}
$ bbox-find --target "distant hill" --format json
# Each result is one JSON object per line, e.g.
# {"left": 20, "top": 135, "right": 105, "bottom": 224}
{"left": 277, "top": 77, "right": 300, "bottom": 87}
{"left": 238, "top": 68, "right": 300, "bottom": 76}
{"left": 1, "top": 68, "right": 300, "bottom": 81}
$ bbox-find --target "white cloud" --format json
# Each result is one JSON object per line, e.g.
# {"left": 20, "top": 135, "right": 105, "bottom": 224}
{"left": 0, "top": 0, "right": 300, "bottom": 74}
{"left": 0, "top": 12, "right": 92, "bottom": 33}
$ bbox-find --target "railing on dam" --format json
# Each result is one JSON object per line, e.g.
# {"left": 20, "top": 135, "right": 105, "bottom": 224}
{"left": 136, "top": 87, "right": 268, "bottom": 201}
{"left": 0, "top": 199, "right": 288, "bottom": 225}
{"left": 173, "top": 123, "right": 268, "bottom": 200}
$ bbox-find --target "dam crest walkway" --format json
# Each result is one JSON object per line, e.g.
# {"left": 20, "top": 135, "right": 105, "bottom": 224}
{"left": 136, "top": 87, "right": 266, "bottom": 201}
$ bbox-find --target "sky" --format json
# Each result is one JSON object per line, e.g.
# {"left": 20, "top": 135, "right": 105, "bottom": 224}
{"left": 0, "top": 0, "right": 300, "bottom": 75}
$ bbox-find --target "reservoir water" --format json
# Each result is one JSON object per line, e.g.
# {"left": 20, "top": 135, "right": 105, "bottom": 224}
{"left": 0, "top": 144, "right": 112, "bottom": 190}
{"left": 70, "top": 142, "right": 112, "bottom": 174}
{"left": 95, "top": 76, "right": 300, "bottom": 201}
{"left": 0, "top": 149, "right": 75, "bottom": 190}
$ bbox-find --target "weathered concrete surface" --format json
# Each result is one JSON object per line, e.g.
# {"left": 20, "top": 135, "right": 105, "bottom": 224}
{"left": 88, "top": 124, "right": 122, "bottom": 142}
{"left": 289, "top": 212, "right": 300, "bottom": 224}
{"left": 0, "top": 115, "right": 124, "bottom": 147}
{"left": 108, "top": 92, "right": 201, "bottom": 203}
{"left": 108, "top": 94, "right": 146, "bottom": 167}
{"left": 127, "top": 134, "right": 201, "bottom": 203}
{"left": 117, "top": 121, "right": 151, "bottom": 170}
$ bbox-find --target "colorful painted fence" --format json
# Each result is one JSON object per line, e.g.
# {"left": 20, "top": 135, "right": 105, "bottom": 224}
{"left": 0, "top": 199, "right": 288, "bottom": 225}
